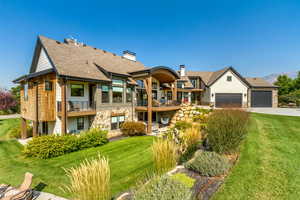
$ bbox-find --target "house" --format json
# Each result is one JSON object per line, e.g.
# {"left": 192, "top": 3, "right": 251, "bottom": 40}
{"left": 13, "top": 36, "right": 278, "bottom": 138}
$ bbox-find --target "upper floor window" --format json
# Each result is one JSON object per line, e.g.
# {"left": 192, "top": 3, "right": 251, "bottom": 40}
{"left": 112, "top": 79, "right": 124, "bottom": 86}
{"left": 227, "top": 76, "right": 232, "bottom": 82}
{"left": 152, "top": 82, "right": 158, "bottom": 90}
{"left": 126, "top": 88, "right": 132, "bottom": 103}
{"left": 112, "top": 86, "right": 123, "bottom": 103}
{"left": 71, "top": 84, "right": 84, "bottom": 97}
{"left": 190, "top": 79, "right": 197, "bottom": 88}
{"left": 101, "top": 85, "right": 109, "bottom": 103}
{"left": 177, "top": 82, "right": 184, "bottom": 88}
{"left": 45, "top": 80, "right": 53, "bottom": 91}
{"left": 136, "top": 80, "right": 144, "bottom": 88}
{"left": 24, "top": 83, "right": 28, "bottom": 101}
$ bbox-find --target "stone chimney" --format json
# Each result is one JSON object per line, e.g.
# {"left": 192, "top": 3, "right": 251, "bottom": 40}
{"left": 123, "top": 50, "right": 136, "bottom": 61}
{"left": 180, "top": 64, "right": 186, "bottom": 76}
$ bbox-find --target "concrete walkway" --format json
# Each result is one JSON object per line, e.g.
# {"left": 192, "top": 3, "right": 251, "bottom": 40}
{"left": 247, "top": 108, "right": 300, "bottom": 117}
{"left": 34, "top": 191, "right": 69, "bottom": 200}
{"left": 0, "top": 114, "right": 20, "bottom": 120}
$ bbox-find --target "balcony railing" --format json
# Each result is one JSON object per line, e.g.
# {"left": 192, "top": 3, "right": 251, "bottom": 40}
{"left": 137, "top": 99, "right": 181, "bottom": 107}
{"left": 57, "top": 101, "right": 96, "bottom": 112}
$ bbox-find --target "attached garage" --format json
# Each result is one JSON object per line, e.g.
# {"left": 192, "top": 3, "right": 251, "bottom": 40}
{"left": 215, "top": 93, "right": 243, "bottom": 108}
{"left": 251, "top": 91, "right": 272, "bottom": 107}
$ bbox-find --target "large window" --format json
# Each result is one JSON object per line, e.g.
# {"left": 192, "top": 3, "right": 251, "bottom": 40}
{"left": 112, "top": 87, "right": 123, "bottom": 103}
{"left": 177, "top": 81, "right": 184, "bottom": 88}
{"left": 136, "top": 80, "right": 144, "bottom": 88}
{"left": 112, "top": 79, "right": 124, "bottom": 86}
{"left": 71, "top": 84, "right": 84, "bottom": 97}
{"left": 77, "top": 117, "right": 84, "bottom": 130}
{"left": 24, "top": 83, "right": 28, "bottom": 101}
{"left": 111, "top": 115, "right": 125, "bottom": 130}
{"left": 101, "top": 85, "right": 109, "bottom": 103}
{"left": 126, "top": 88, "right": 132, "bottom": 103}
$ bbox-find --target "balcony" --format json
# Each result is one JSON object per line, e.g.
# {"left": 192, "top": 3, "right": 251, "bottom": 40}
{"left": 57, "top": 101, "right": 96, "bottom": 117}
{"left": 135, "top": 99, "right": 181, "bottom": 112}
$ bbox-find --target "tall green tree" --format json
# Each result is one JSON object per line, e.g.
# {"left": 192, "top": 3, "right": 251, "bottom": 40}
{"left": 9, "top": 85, "right": 21, "bottom": 113}
{"left": 274, "top": 75, "right": 293, "bottom": 95}
{"left": 293, "top": 71, "right": 300, "bottom": 90}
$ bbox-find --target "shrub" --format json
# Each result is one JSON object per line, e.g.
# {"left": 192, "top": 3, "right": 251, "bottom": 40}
{"left": 120, "top": 121, "right": 146, "bottom": 136}
{"left": 185, "top": 150, "right": 230, "bottom": 177}
{"left": 174, "top": 121, "right": 192, "bottom": 131}
{"left": 64, "top": 155, "right": 110, "bottom": 200}
{"left": 152, "top": 139, "right": 179, "bottom": 174}
{"left": 133, "top": 175, "right": 193, "bottom": 200}
{"left": 77, "top": 128, "right": 109, "bottom": 149}
{"left": 8, "top": 125, "right": 33, "bottom": 139}
{"left": 181, "top": 126, "right": 201, "bottom": 151}
{"left": 206, "top": 109, "right": 249, "bottom": 154}
{"left": 23, "top": 128, "right": 108, "bottom": 159}
{"left": 171, "top": 173, "right": 195, "bottom": 188}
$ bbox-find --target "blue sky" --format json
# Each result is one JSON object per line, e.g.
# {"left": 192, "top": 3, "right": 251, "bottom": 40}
{"left": 1, "top": 0, "right": 300, "bottom": 88}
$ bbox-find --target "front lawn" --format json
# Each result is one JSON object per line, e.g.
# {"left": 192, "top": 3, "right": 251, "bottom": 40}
{"left": 213, "top": 113, "right": 300, "bottom": 200}
{"left": 0, "top": 119, "right": 154, "bottom": 198}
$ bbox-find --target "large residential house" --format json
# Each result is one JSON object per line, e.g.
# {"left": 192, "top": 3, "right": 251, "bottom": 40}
{"left": 14, "top": 36, "right": 278, "bottom": 138}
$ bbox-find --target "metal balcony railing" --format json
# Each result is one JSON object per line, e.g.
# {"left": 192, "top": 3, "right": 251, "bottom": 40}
{"left": 137, "top": 99, "right": 181, "bottom": 107}
{"left": 57, "top": 101, "right": 96, "bottom": 112}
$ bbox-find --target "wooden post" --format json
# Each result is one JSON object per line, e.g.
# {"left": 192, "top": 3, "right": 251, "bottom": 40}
{"left": 172, "top": 80, "right": 177, "bottom": 101}
{"left": 61, "top": 79, "right": 67, "bottom": 135}
{"left": 33, "top": 82, "right": 38, "bottom": 137}
{"left": 146, "top": 77, "right": 152, "bottom": 134}
{"left": 21, "top": 118, "right": 27, "bottom": 139}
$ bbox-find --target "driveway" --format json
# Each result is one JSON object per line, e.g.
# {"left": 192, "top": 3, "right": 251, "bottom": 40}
{"left": 247, "top": 108, "right": 300, "bottom": 117}
{"left": 0, "top": 114, "right": 21, "bottom": 120}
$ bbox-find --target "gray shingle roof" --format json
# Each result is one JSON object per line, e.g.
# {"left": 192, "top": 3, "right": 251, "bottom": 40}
{"left": 245, "top": 77, "right": 278, "bottom": 88}
{"left": 39, "top": 36, "right": 146, "bottom": 81}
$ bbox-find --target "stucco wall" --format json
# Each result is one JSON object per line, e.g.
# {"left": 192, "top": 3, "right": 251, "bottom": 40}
{"left": 209, "top": 70, "right": 249, "bottom": 107}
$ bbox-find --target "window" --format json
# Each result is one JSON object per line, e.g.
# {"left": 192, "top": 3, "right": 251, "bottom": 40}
{"left": 177, "top": 82, "right": 184, "bottom": 88}
{"left": 190, "top": 79, "right": 197, "bottom": 88}
{"left": 136, "top": 80, "right": 144, "bottom": 88}
{"left": 77, "top": 117, "right": 84, "bottom": 130}
{"left": 71, "top": 84, "right": 84, "bottom": 97}
{"left": 24, "top": 83, "right": 28, "bottom": 101}
{"left": 152, "top": 82, "right": 158, "bottom": 89}
{"left": 112, "top": 86, "right": 123, "bottom": 103}
{"left": 111, "top": 115, "right": 125, "bottom": 130}
{"left": 126, "top": 88, "right": 132, "bottom": 103}
{"left": 45, "top": 80, "right": 52, "bottom": 91}
{"left": 227, "top": 76, "right": 232, "bottom": 82}
{"left": 112, "top": 79, "right": 124, "bottom": 86}
{"left": 101, "top": 85, "right": 109, "bottom": 103}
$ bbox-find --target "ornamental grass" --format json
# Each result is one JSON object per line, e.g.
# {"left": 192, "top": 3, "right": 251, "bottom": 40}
{"left": 64, "top": 155, "right": 110, "bottom": 200}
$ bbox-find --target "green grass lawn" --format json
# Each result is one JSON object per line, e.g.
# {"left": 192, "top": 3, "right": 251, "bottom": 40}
{"left": 213, "top": 113, "right": 300, "bottom": 200}
{"left": 0, "top": 118, "right": 20, "bottom": 140}
{"left": 0, "top": 119, "right": 154, "bottom": 198}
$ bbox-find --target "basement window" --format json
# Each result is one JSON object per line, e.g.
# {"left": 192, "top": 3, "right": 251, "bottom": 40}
{"left": 227, "top": 76, "right": 232, "bottom": 82}
{"left": 77, "top": 117, "right": 84, "bottom": 130}
{"left": 111, "top": 115, "right": 125, "bottom": 130}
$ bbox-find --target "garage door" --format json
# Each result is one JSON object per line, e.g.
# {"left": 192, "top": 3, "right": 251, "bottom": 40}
{"left": 215, "top": 93, "right": 242, "bottom": 108}
{"left": 251, "top": 91, "right": 272, "bottom": 107}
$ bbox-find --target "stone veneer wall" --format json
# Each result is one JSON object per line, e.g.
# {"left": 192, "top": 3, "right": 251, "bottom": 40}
{"left": 170, "top": 104, "right": 208, "bottom": 125}
{"left": 91, "top": 106, "right": 137, "bottom": 138}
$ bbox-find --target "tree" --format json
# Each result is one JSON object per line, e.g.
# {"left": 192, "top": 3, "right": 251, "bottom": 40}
{"left": 0, "top": 90, "right": 17, "bottom": 111}
{"left": 274, "top": 75, "right": 293, "bottom": 95}
{"left": 10, "top": 85, "right": 21, "bottom": 113}
{"left": 293, "top": 71, "right": 300, "bottom": 90}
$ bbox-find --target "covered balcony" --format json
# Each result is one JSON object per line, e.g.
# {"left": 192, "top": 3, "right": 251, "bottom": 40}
{"left": 129, "top": 66, "right": 180, "bottom": 133}
{"left": 57, "top": 101, "right": 96, "bottom": 117}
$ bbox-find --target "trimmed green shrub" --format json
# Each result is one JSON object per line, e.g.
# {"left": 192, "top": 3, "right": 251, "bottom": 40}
{"left": 185, "top": 150, "right": 230, "bottom": 177}
{"left": 174, "top": 121, "right": 192, "bottom": 131}
{"left": 133, "top": 175, "right": 193, "bottom": 200}
{"left": 171, "top": 173, "right": 195, "bottom": 188}
{"left": 207, "top": 109, "right": 249, "bottom": 154}
{"left": 120, "top": 121, "right": 146, "bottom": 136}
{"left": 23, "top": 128, "right": 108, "bottom": 159}
{"left": 8, "top": 125, "right": 33, "bottom": 139}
